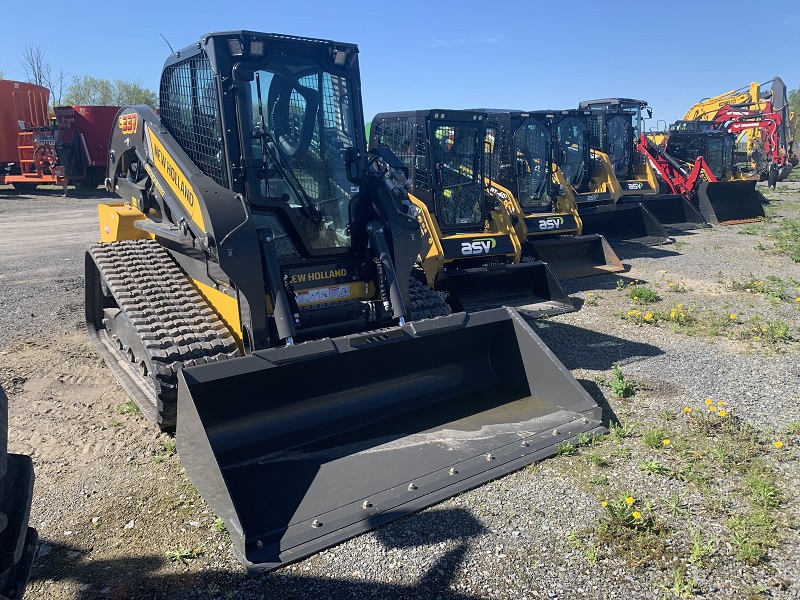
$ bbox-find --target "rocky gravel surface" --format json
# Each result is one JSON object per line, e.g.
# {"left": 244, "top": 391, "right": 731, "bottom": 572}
{"left": 1, "top": 184, "right": 799, "bottom": 599}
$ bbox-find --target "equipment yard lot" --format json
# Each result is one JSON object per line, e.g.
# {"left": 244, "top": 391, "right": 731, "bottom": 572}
{"left": 2, "top": 184, "right": 800, "bottom": 599}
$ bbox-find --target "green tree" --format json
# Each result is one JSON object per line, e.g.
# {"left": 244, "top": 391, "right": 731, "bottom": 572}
{"left": 64, "top": 75, "right": 157, "bottom": 108}
{"left": 789, "top": 86, "right": 799, "bottom": 144}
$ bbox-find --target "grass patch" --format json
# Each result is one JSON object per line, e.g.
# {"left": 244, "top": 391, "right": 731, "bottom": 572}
{"left": 728, "top": 274, "right": 799, "bottom": 303}
{"left": 116, "top": 399, "right": 141, "bottom": 415}
{"left": 164, "top": 547, "right": 203, "bottom": 562}
{"left": 772, "top": 218, "right": 800, "bottom": 262}
{"left": 608, "top": 363, "right": 636, "bottom": 399}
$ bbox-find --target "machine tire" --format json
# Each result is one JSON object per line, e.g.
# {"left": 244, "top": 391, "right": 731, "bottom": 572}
{"left": 407, "top": 278, "right": 452, "bottom": 321}
{"left": 0, "top": 385, "right": 37, "bottom": 600}
{"left": 76, "top": 170, "right": 100, "bottom": 190}
{"left": 11, "top": 183, "right": 38, "bottom": 192}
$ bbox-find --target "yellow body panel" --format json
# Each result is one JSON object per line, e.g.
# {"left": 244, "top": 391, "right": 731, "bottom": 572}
{"left": 192, "top": 280, "right": 244, "bottom": 350}
{"left": 145, "top": 124, "right": 206, "bottom": 232}
{"left": 409, "top": 191, "right": 522, "bottom": 289}
{"left": 619, "top": 160, "right": 659, "bottom": 198}
{"left": 97, "top": 203, "right": 154, "bottom": 242}
{"left": 587, "top": 150, "right": 622, "bottom": 201}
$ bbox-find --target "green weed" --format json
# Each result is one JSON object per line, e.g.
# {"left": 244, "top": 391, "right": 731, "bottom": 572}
{"left": 609, "top": 363, "right": 636, "bottom": 399}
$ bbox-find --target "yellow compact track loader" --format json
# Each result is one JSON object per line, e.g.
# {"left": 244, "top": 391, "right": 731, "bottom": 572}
{"left": 478, "top": 110, "right": 624, "bottom": 280}
{"left": 578, "top": 99, "right": 707, "bottom": 230}
{"left": 368, "top": 109, "right": 575, "bottom": 315}
{"left": 85, "top": 31, "right": 605, "bottom": 573}
{"left": 553, "top": 109, "right": 672, "bottom": 246}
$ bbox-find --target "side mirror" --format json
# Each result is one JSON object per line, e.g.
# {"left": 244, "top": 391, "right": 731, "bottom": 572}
{"left": 645, "top": 108, "right": 653, "bottom": 119}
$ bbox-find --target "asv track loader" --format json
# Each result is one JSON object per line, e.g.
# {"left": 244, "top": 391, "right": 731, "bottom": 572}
{"left": 369, "top": 109, "right": 574, "bottom": 315}
{"left": 85, "top": 31, "right": 605, "bottom": 572}
{"left": 482, "top": 110, "right": 624, "bottom": 280}
{"left": 553, "top": 109, "right": 671, "bottom": 246}
{"left": 578, "top": 98, "right": 707, "bottom": 230}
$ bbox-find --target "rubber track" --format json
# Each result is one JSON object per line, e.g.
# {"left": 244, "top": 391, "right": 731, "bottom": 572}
{"left": 88, "top": 239, "right": 239, "bottom": 428}
{"left": 408, "top": 278, "right": 452, "bottom": 320}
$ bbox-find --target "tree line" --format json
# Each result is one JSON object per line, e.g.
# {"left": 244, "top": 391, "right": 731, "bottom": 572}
{"left": 1, "top": 44, "right": 157, "bottom": 108}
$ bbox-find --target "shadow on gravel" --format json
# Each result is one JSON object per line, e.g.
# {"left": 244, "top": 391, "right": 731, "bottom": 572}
{"left": 610, "top": 240, "right": 682, "bottom": 260}
{"left": 575, "top": 378, "right": 619, "bottom": 429}
{"left": 530, "top": 320, "right": 663, "bottom": 371}
{"left": 0, "top": 187, "right": 116, "bottom": 199}
{"left": 28, "top": 508, "right": 489, "bottom": 599}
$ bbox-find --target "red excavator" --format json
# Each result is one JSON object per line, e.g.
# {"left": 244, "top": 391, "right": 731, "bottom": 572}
{"left": 638, "top": 130, "right": 765, "bottom": 225}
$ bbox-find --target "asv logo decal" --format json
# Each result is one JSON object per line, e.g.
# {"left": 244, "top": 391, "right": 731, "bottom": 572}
{"left": 626, "top": 182, "right": 644, "bottom": 190}
{"left": 461, "top": 238, "right": 497, "bottom": 255}
{"left": 586, "top": 194, "right": 598, "bottom": 202}
{"left": 538, "top": 217, "right": 564, "bottom": 230}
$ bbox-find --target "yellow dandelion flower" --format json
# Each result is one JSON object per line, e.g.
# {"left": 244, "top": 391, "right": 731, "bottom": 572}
{"left": 632, "top": 511, "right": 642, "bottom": 519}
{"left": 705, "top": 399, "right": 713, "bottom": 405}
{"left": 717, "top": 401, "right": 725, "bottom": 406}
{"left": 662, "top": 439, "right": 670, "bottom": 446}
{"left": 633, "top": 296, "right": 639, "bottom": 301}
{"left": 625, "top": 496, "right": 635, "bottom": 505}
{"left": 709, "top": 405, "right": 717, "bottom": 412}
{"left": 587, "top": 292, "right": 593, "bottom": 297}
{"left": 795, "top": 297, "right": 800, "bottom": 302}
{"left": 601, "top": 501, "right": 608, "bottom": 507}
{"left": 718, "top": 410, "right": 727, "bottom": 417}
{"left": 729, "top": 314, "right": 737, "bottom": 320}
{"left": 644, "top": 313, "right": 653, "bottom": 321}
{"left": 677, "top": 304, "right": 683, "bottom": 308}
{"left": 683, "top": 407, "right": 692, "bottom": 413}
{"left": 627, "top": 310, "right": 637, "bottom": 316}
{"left": 668, "top": 281, "right": 674, "bottom": 286}
{"left": 670, "top": 310, "right": 677, "bottom": 318}
{"left": 774, "top": 441, "right": 784, "bottom": 449}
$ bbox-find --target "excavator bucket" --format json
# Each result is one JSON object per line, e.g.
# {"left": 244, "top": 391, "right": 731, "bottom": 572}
{"left": 177, "top": 308, "right": 605, "bottom": 573}
{"left": 527, "top": 234, "right": 624, "bottom": 280}
{"left": 694, "top": 180, "right": 765, "bottom": 225}
{"left": 435, "top": 261, "right": 575, "bottom": 317}
{"left": 578, "top": 203, "right": 672, "bottom": 246}
{"left": 620, "top": 195, "right": 708, "bottom": 230}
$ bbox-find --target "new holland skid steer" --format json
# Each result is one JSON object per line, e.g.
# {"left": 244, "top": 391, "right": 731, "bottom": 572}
{"left": 480, "top": 110, "right": 624, "bottom": 280}
{"left": 578, "top": 98, "right": 707, "bottom": 230}
{"left": 85, "top": 31, "right": 605, "bottom": 572}
{"left": 553, "top": 109, "right": 671, "bottom": 245}
{"left": 368, "top": 109, "right": 575, "bottom": 315}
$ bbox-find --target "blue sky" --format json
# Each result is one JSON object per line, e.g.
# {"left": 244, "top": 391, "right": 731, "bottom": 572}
{"left": 1, "top": 0, "right": 797, "bottom": 129}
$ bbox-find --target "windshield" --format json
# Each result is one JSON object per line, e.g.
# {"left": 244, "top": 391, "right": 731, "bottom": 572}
{"left": 513, "top": 119, "right": 551, "bottom": 210}
{"left": 432, "top": 123, "right": 484, "bottom": 226}
{"left": 606, "top": 114, "right": 632, "bottom": 179}
{"left": 556, "top": 117, "right": 587, "bottom": 186}
{"left": 247, "top": 59, "right": 357, "bottom": 250}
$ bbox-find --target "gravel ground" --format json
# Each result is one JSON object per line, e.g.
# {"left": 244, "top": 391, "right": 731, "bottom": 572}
{"left": 2, "top": 183, "right": 799, "bottom": 599}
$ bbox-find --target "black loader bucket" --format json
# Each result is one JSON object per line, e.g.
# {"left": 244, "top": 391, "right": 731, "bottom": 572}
{"left": 694, "top": 180, "right": 765, "bottom": 225}
{"left": 619, "top": 194, "right": 708, "bottom": 230}
{"left": 527, "top": 234, "right": 624, "bottom": 280}
{"left": 578, "top": 203, "right": 672, "bottom": 246}
{"left": 436, "top": 261, "right": 575, "bottom": 317}
{"left": 177, "top": 308, "right": 605, "bottom": 573}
